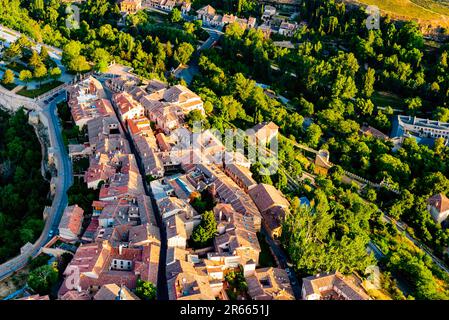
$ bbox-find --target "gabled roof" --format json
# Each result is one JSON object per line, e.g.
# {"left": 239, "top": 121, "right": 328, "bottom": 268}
{"left": 59, "top": 290, "right": 91, "bottom": 300}
{"left": 197, "top": 5, "right": 216, "bottom": 16}
{"left": 166, "top": 214, "right": 187, "bottom": 240}
{"left": 302, "top": 271, "right": 370, "bottom": 300}
{"left": 428, "top": 193, "right": 449, "bottom": 213}
{"left": 59, "top": 205, "right": 84, "bottom": 236}
{"left": 246, "top": 267, "right": 294, "bottom": 300}
{"left": 252, "top": 121, "right": 279, "bottom": 133}
{"left": 248, "top": 184, "right": 290, "bottom": 213}
{"left": 93, "top": 284, "right": 140, "bottom": 300}
{"left": 224, "top": 163, "right": 257, "bottom": 190}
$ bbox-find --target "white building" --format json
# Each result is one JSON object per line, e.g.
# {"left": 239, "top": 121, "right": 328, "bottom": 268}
{"left": 391, "top": 115, "right": 449, "bottom": 146}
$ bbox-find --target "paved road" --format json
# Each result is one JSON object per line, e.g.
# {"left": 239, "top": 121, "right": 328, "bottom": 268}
{"left": 174, "top": 27, "right": 222, "bottom": 84}
{"left": 198, "top": 30, "right": 222, "bottom": 51}
{"left": 0, "top": 91, "right": 72, "bottom": 281}
{"left": 260, "top": 226, "right": 301, "bottom": 299}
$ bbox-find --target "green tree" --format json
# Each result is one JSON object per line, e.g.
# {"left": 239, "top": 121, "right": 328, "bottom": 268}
{"left": 27, "top": 263, "right": 59, "bottom": 295}
{"left": 92, "top": 47, "right": 111, "bottom": 72}
{"left": 1, "top": 69, "right": 15, "bottom": 85}
{"left": 434, "top": 107, "right": 449, "bottom": 122}
{"left": 174, "top": 42, "right": 194, "bottom": 66}
{"left": 185, "top": 109, "right": 207, "bottom": 129}
{"left": 62, "top": 40, "right": 90, "bottom": 73}
{"left": 134, "top": 279, "right": 156, "bottom": 300}
{"left": 169, "top": 8, "right": 182, "bottom": 23}
{"left": 220, "top": 95, "right": 245, "bottom": 120}
{"left": 362, "top": 68, "right": 375, "bottom": 97}
{"left": 191, "top": 210, "right": 217, "bottom": 248}
{"left": 305, "top": 123, "right": 322, "bottom": 148}
{"left": 405, "top": 97, "right": 422, "bottom": 115}
{"left": 29, "top": 50, "right": 42, "bottom": 69}
{"left": 19, "top": 70, "right": 33, "bottom": 85}
{"left": 3, "top": 42, "right": 22, "bottom": 61}
{"left": 33, "top": 64, "right": 47, "bottom": 86}
{"left": 225, "top": 269, "right": 247, "bottom": 294}
{"left": 183, "top": 22, "right": 195, "bottom": 34}
{"left": 40, "top": 46, "right": 50, "bottom": 64}
{"left": 68, "top": 56, "right": 91, "bottom": 73}
{"left": 49, "top": 67, "right": 62, "bottom": 81}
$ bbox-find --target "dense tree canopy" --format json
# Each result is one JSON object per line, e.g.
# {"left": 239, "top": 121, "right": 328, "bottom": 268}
{"left": 0, "top": 109, "right": 49, "bottom": 262}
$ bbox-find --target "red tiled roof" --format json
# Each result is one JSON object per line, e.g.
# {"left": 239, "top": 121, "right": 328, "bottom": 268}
{"left": 428, "top": 193, "right": 449, "bottom": 213}
{"left": 59, "top": 205, "right": 84, "bottom": 236}
{"left": 248, "top": 184, "right": 290, "bottom": 214}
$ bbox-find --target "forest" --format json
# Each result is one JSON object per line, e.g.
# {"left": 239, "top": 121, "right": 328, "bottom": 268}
{"left": 0, "top": 108, "right": 49, "bottom": 263}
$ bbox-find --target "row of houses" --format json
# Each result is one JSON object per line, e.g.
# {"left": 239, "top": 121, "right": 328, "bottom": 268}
{"left": 57, "top": 77, "right": 162, "bottom": 300}
{"left": 103, "top": 71, "right": 295, "bottom": 299}
{"left": 118, "top": 0, "right": 191, "bottom": 14}
{"left": 196, "top": 5, "right": 256, "bottom": 30}
{"left": 258, "top": 5, "right": 303, "bottom": 38}
{"left": 54, "top": 68, "right": 377, "bottom": 301}
{"left": 152, "top": 167, "right": 296, "bottom": 300}
{"left": 117, "top": 0, "right": 302, "bottom": 40}
{"left": 104, "top": 75, "right": 206, "bottom": 179}
{"left": 129, "top": 91, "right": 296, "bottom": 300}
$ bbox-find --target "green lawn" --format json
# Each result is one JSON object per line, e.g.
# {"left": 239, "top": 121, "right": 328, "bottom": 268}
{"left": 16, "top": 81, "right": 63, "bottom": 98}
{"left": 371, "top": 91, "right": 404, "bottom": 108}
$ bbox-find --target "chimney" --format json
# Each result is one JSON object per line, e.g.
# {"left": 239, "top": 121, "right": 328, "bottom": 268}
{"left": 119, "top": 244, "right": 123, "bottom": 255}
{"left": 219, "top": 210, "right": 222, "bottom": 221}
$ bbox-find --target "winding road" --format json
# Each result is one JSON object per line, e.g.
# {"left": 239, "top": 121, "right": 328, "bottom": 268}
{"left": 0, "top": 91, "right": 72, "bottom": 282}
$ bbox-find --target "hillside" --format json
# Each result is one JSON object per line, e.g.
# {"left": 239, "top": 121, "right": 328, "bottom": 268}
{"left": 344, "top": 0, "right": 449, "bottom": 35}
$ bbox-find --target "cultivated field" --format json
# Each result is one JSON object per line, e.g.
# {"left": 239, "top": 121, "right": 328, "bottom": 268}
{"left": 345, "top": 0, "right": 449, "bottom": 30}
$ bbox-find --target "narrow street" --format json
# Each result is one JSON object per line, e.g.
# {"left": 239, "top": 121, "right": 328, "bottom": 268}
{"left": 260, "top": 226, "right": 301, "bottom": 299}
{"left": 102, "top": 83, "right": 169, "bottom": 300}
